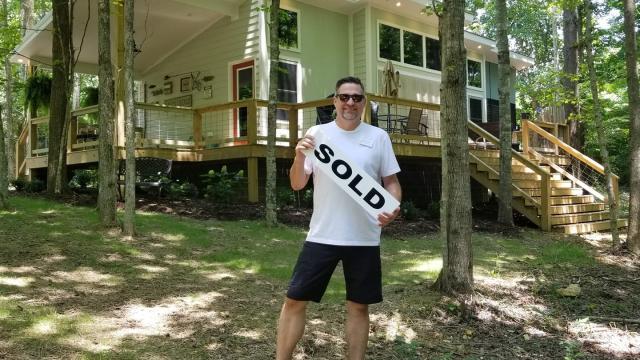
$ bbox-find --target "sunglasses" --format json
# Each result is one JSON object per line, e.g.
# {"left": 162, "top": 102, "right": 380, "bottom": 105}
{"left": 336, "top": 93, "right": 365, "bottom": 103}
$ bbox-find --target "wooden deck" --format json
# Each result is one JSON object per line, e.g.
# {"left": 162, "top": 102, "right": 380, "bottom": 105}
{"left": 16, "top": 96, "right": 625, "bottom": 234}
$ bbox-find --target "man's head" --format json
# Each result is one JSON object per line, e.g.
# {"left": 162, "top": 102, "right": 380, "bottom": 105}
{"left": 333, "top": 76, "right": 366, "bottom": 127}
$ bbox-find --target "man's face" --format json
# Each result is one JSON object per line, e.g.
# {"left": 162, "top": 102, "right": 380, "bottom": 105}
{"left": 334, "top": 83, "right": 365, "bottom": 123}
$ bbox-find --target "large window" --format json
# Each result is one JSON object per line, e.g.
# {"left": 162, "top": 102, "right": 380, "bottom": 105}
{"left": 379, "top": 23, "right": 440, "bottom": 71}
{"left": 278, "top": 9, "right": 299, "bottom": 49}
{"left": 403, "top": 30, "right": 423, "bottom": 67}
{"left": 469, "top": 97, "right": 483, "bottom": 123}
{"left": 277, "top": 61, "right": 298, "bottom": 121}
{"left": 467, "top": 59, "right": 482, "bottom": 88}
{"left": 379, "top": 24, "right": 401, "bottom": 62}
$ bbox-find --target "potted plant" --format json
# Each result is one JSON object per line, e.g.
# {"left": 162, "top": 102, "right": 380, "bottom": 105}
{"left": 24, "top": 72, "right": 52, "bottom": 118}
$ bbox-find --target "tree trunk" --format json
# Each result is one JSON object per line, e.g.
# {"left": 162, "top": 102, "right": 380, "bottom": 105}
{"left": 97, "top": 0, "right": 117, "bottom": 227}
{"left": 622, "top": 0, "right": 640, "bottom": 254}
{"left": 562, "top": 7, "right": 582, "bottom": 151}
{"left": 2, "top": 0, "right": 15, "bottom": 183}
{"left": 0, "top": 106, "right": 8, "bottom": 209}
{"left": 21, "top": 0, "right": 34, "bottom": 37}
{"left": 433, "top": 0, "right": 473, "bottom": 295}
{"left": 122, "top": 0, "right": 136, "bottom": 236}
{"left": 265, "top": 0, "right": 280, "bottom": 226}
{"left": 496, "top": 0, "right": 513, "bottom": 226}
{"left": 47, "top": 0, "right": 73, "bottom": 195}
{"left": 583, "top": 0, "right": 619, "bottom": 248}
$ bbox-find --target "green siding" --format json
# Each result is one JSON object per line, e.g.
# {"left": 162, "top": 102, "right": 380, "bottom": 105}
{"left": 353, "top": 9, "right": 366, "bottom": 84}
{"left": 280, "top": 1, "right": 349, "bottom": 99}
{"left": 142, "top": 0, "right": 260, "bottom": 108}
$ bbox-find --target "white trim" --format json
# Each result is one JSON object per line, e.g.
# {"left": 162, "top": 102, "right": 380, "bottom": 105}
{"left": 277, "top": 56, "right": 303, "bottom": 103}
{"left": 348, "top": 13, "right": 354, "bottom": 75}
{"left": 466, "top": 58, "right": 484, "bottom": 91}
{"left": 365, "top": 5, "right": 373, "bottom": 89}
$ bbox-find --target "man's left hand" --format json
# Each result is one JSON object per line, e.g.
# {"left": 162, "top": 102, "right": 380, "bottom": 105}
{"left": 377, "top": 207, "right": 400, "bottom": 227}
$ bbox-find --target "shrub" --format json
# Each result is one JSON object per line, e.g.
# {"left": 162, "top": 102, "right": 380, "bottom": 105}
{"left": 425, "top": 201, "right": 440, "bottom": 220}
{"left": 25, "top": 179, "right": 45, "bottom": 193}
{"left": 68, "top": 169, "right": 97, "bottom": 190}
{"left": 277, "top": 186, "right": 296, "bottom": 207}
{"left": 166, "top": 179, "right": 199, "bottom": 199}
{"left": 10, "top": 178, "right": 28, "bottom": 192}
{"left": 400, "top": 201, "right": 420, "bottom": 221}
{"left": 199, "top": 166, "right": 244, "bottom": 203}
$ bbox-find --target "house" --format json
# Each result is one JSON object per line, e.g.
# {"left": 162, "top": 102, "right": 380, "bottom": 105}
{"left": 12, "top": 0, "right": 625, "bottom": 234}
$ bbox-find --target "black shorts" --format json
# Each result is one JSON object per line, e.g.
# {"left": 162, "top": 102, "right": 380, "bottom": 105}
{"left": 286, "top": 241, "right": 382, "bottom": 304}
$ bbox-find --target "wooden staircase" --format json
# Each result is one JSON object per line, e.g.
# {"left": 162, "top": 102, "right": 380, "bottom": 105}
{"left": 467, "top": 120, "right": 628, "bottom": 235}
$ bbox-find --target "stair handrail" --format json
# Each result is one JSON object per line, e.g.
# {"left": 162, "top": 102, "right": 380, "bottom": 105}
{"left": 522, "top": 120, "right": 619, "bottom": 202}
{"left": 468, "top": 120, "right": 553, "bottom": 230}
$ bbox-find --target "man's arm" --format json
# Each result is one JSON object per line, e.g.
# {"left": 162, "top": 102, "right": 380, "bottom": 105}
{"left": 377, "top": 174, "right": 402, "bottom": 227}
{"left": 290, "top": 135, "right": 314, "bottom": 190}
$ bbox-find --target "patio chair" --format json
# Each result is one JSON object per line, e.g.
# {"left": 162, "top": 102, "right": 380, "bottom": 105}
{"left": 401, "top": 108, "right": 428, "bottom": 143}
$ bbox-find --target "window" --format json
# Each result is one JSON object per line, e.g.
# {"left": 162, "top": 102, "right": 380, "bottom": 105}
{"left": 469, "top": 97, "right": 483, "bottom": 123}
{"left": 278, "top": 9, "right": 299, "bottom": 49}
{"left": 425, "top": 37, "right": 441, "bottom": 71}
{"left": 379, "top": 24, "right": 401, "bottom": 62}
{"left": 277, "top": 61, "right": 298, "bottom": 121}
{"left": 379, "top": 23, "right": 441, "bottom": 71}
{"left": 403, "top": 30, "right": 423, "bottom": 67}
{"left": 467, "top": 59, "right": 482, "bottom": 88}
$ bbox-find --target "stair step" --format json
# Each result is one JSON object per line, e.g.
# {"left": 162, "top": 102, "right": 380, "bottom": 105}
{"left": 515, "top": 179, "right": 573, "bottom": 189}
{"left": 524, "top": 188, "right": 584, "bottom": 197}
{"left": 550, "top": 203, "right": 606, "bottom": 215}
{"left": 551, "top": 211, "right": 611, "bottom": 225}
{"left": 553, "top": 218, "right": 628, "bottom": 234}
{"left": 475, "top": 156, "right": 540, "bottom": 166}
{"left": 488, "top": 171, "right": 562, "bottom": 181}
{"left": 526, "top": 195, "right": 596, "bottom": 206}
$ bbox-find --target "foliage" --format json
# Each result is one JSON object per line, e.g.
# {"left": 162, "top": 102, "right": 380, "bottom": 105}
{"left": 68, "top": 169, "right": 97, "bottom": 190}
{"left": 166, "top": 179, "right": 198, "bottom": 199}
{"left": 199, "top": 166, "right": 244, "bottom": 203}
{"left": 400, "top": 200, "right": 420, "bottom": 221}
{"left": 23, "top": 71, "right": 52, "bottom": 116}
{"left": 24, "top": 178, "right": 45, "bottom": 192}
{"left": 9, "top": 177, "right": 26, "bottom": 191}
{"left": 80, "top": 86, "right": 99, "bottom": 107}
{"left": 276, "top": 186, "right": 313, "bottom": 208}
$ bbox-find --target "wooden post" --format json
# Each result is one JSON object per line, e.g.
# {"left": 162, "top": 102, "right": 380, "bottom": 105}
{"left": 553, "top": 123, "right": 559, "bottom": 155}
{"left": 522, "top": 120, "right": 530, "bottom": 155}
{"left": 193, "top": 111, "right": 202, "bottom": 149}
{"left": 540, "top": 174, "right": 551, "bottom": 231}
{"left": 67, "top": 115, "right": 77, "bottom": 153}
{"left": 247, "top": 100, "right": 257, "bottom": 145}
{"left": 247, "top": 157, "right": 259, "bottom": 203}
{"left": 30, "top": 122, "right": 38, "bottom": 156}
{"left": 288, "top": 106, "right": 298, "bottom": 148}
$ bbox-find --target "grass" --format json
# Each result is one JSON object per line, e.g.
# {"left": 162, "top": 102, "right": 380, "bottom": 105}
{"left": 1, "top": 195, "right": 638, "bottom": 359}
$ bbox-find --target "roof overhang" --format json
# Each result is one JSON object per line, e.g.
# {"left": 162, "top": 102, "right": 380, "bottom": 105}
{"left": 464, "top": 31, "right": 535, "bottom": 70}
{"left": 11, "top": 0, "right": 244, "bottom": 75}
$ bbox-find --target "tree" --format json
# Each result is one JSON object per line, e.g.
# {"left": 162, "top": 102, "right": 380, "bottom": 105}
{"left": 562, "top": 3, "right": 582, "bottom": 150}
{"left": 122, "top": 0, "right": 135, "bottom": 236}
{"left": 622, "top": 0, "right": 640, "bottom": 254}
{"left": 96, "top": 0, "right": 116, "bottom": 227}
{"left": 583, "top": 0, "right": 619, "bottom": 248}
{"left": 20, "top": 0, "right": 34, "bottom": 37}
{"left": 47, "top": 0, "right": 73, "bottom": 194}
{"left": 496, "top": 0, "right": 514, "bottom": 226}
{"left": 433, "top": 0, "right": 474, "bottom": 294}
{"left": 265, "top": 0, "right": 280, "bottom": 226}
{"left": 0, "top": 106, "right": 7, "bottom": 209}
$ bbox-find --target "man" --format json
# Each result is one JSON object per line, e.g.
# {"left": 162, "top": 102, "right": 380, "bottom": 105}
{"left": 276, "top": 76, "right": 402, "bottom": 360}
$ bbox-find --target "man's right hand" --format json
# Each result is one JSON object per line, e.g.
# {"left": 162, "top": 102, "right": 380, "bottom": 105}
{"left": 295, "top": 135, "right": 315, "bottom": 158}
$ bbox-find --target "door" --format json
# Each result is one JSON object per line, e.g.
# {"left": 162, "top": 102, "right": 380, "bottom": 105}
{"left": 232, "top": 60, "right": 254, "bottom": 138}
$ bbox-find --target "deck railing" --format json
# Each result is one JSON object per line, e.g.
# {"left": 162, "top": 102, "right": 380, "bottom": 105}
{"left": 522, "top": 119, "right": 619, "bottom": 204}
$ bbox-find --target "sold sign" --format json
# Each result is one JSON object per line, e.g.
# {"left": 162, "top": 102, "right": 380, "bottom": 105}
{"left": 302, "top": 129, "right": 400, "bottom": 218}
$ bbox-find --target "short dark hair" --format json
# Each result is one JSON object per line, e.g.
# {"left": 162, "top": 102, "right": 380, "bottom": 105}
{"left": 335, "top": 76, "right": 365, "bottom": 94}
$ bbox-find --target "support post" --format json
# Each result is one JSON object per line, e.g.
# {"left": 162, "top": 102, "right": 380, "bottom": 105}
{"left": 288, "top": 106, "right": 298, "bottom": 148}
{"left": 247, "top": 157, "right": 259, "bottom": 203}
{"left": 540, "top": 174, "right": 551, "bottom": 231}
{"left": 67, "top": 115, "right": 77, "bottom": 152}
{"left": 522, "top": 120, "right": 530, "bottom": 155}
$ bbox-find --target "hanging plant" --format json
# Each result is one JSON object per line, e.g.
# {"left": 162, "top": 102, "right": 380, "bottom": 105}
{"left": 80, "top": 86, "right": 99, "bottom": 107}
{"left": 24, "top": 72, "right": 52, "bottom": 118}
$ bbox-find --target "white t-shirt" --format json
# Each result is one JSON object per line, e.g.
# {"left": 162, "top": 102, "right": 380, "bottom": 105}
{"left": 303, "top": 121, "right": 400, "bottom": 246}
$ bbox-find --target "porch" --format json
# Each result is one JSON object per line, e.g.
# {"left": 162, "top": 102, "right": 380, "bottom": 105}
{"left": 15, "top": 94, "right": 624, "bottom": 234}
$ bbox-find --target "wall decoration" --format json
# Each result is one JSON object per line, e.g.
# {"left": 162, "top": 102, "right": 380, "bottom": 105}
{"left": 163, "top": 81, "right": 173, "bottom": 95}
{"left": 180, "top": 76, "right": 192, "bottom": 92}
{"left": 203, "top": 85, "right": 213, "bottom": 98}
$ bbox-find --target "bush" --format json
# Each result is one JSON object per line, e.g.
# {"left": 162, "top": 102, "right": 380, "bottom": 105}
{"left": 425, "top": 201, "right": 440, "bottom": 220}
{"left": 10, "top": 178, "right": 28, "bottom": 192}
{"left": 68, "top": 169, "right": 97, "bottom": 190}
{"left": 200, "top": 166, "right": 244, "bottom": 203}
{"left": 25, "top": 179, "right": 45, "bottom": 193}
{"left": 166, "top": 179, "right": 199, "bottom": 199}
{"left": 277, "top": 187, "right": 296, "bottom": 207}
{"left": 400, "top": 201, "right": 420, "bottom": 221}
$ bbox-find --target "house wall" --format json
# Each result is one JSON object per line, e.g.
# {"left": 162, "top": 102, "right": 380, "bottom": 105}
{"left": 352, "top": 9, "right": 367, "bottom": 84}
{"left": 141, "top": 0, "right": 261, "bottom": 109}
{"left": 279, "top": 0, "right": 350, "bottom": 100}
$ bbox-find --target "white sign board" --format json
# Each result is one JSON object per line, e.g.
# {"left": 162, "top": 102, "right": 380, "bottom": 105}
{"left": 302, "top": 129, "right": 400, "bottom": 218}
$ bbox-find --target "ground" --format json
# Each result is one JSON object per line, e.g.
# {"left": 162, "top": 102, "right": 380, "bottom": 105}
{"left": 1, "top": 193, "right": 639, "bottom": 359}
